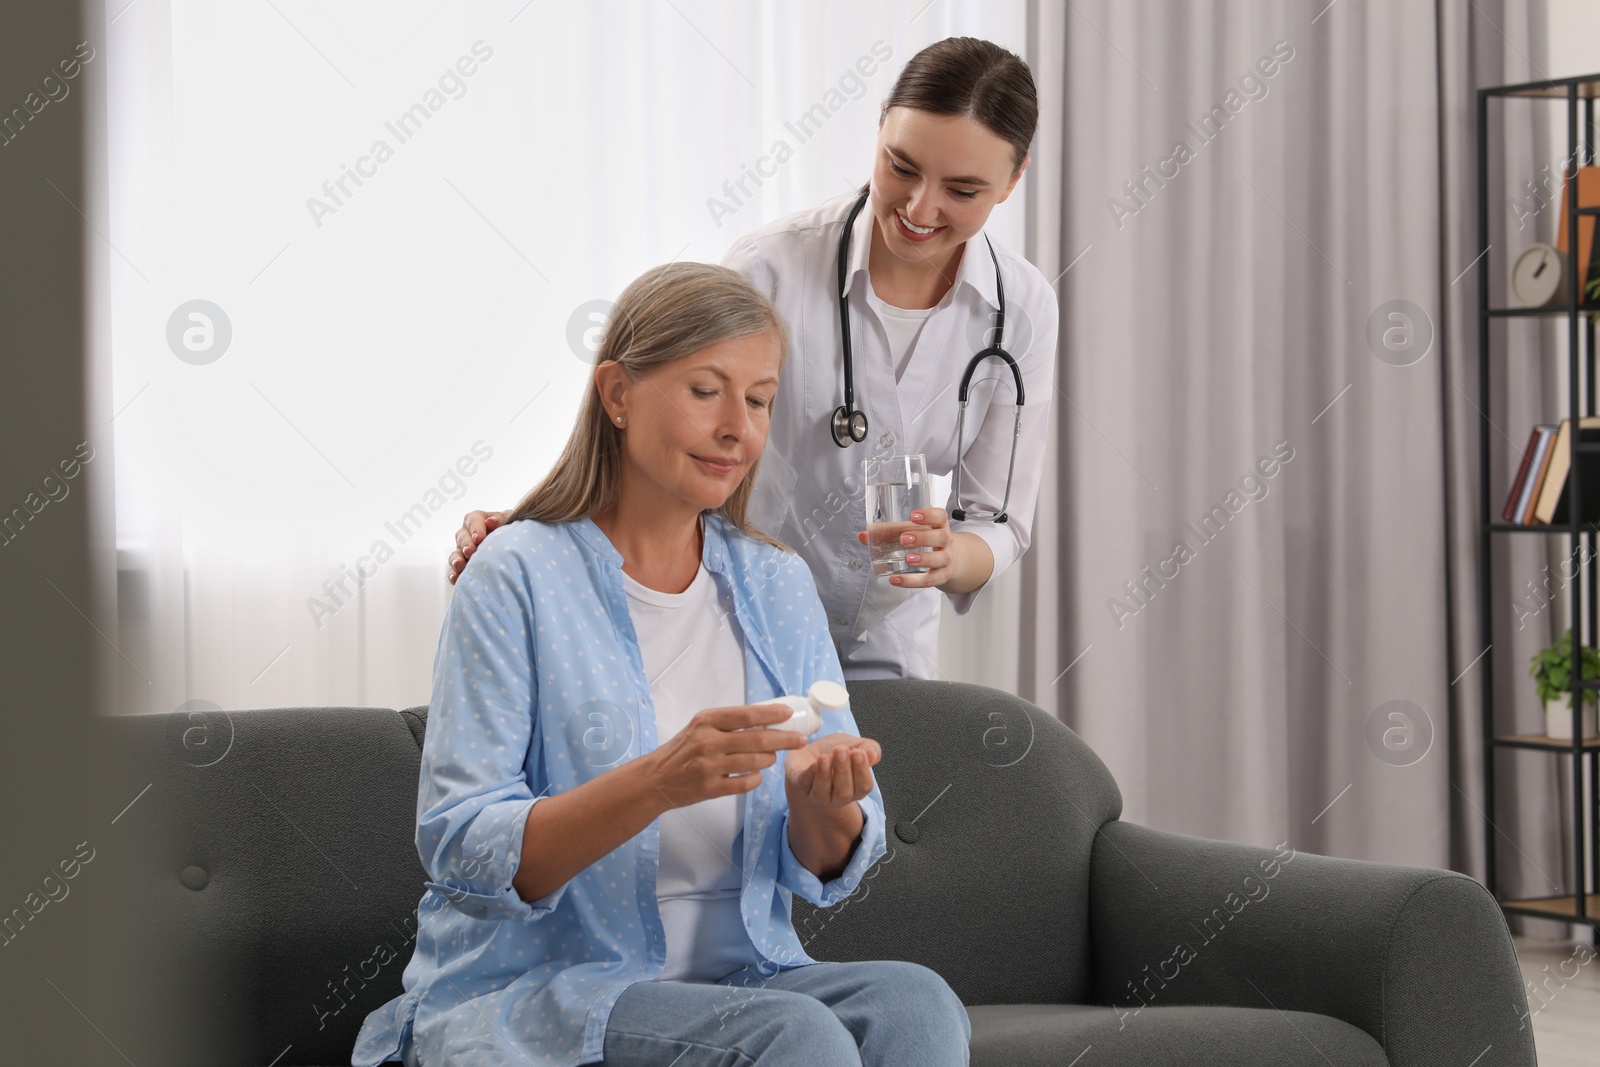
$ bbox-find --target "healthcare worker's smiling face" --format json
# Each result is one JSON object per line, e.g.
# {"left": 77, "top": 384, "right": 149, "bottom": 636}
{"left": 869, "top": 106, "right": 1029, "bottom": 269}
{"left": 607, "top": 333, "right": 781, "bottom": 518}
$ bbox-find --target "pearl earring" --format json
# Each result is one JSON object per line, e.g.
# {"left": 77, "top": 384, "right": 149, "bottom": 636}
{"left": 615, "top": 416, "right": 623, "bottom": 425}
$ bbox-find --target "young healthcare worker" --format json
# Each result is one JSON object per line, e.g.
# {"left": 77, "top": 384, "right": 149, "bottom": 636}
{"left": 448, "top": 37, "right": 1057, "bottom": 681}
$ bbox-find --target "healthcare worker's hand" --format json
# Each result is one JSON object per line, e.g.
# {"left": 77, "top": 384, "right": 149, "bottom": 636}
{"left": 449, "top": 509, "right": 512, "bottom": 584}
{"left": 857, "top": 507, "right": 996, "bottom": 595}
{"left": 857, "top": 506, "right": 953, "bottom": 588}
{"left": 784, "top": 733, "right": 881, "bottom": 809}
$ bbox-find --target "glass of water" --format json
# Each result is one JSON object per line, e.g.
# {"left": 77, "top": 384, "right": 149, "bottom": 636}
{"left": 863, "top": 453, "right": 930, "bottom": 576}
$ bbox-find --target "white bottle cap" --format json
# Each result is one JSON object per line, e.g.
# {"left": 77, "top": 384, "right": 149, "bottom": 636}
{"left": 769, "top": 681, "right": 850, "bottom": 739}
{"left": 808, "top": 680, "right": 850, "bottom": 712}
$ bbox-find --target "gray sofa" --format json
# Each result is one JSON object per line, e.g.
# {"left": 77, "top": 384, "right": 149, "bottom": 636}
{"left": 89, "top": 680, "right": 1535, "bottom": 1066}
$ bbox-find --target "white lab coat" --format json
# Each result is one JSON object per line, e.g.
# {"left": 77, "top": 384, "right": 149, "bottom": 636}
{"left": 723, "top": 193, "right": 1058, "bottom": 680}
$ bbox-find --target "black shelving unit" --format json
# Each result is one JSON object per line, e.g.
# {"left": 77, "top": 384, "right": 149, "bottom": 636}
{"left": 1478, "top": 74, "right": 1600, "bottom": 933}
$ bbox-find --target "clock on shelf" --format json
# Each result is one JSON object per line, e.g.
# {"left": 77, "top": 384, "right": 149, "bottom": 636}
{"left": 1511, "top": 242, "right": 1566, "bottom": 307}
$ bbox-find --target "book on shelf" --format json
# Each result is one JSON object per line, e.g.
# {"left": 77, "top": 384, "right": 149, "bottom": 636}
{"left": 1503, "top": 425, "right": 1546, "bottom": 522}
{"left": 1507, "top": 425, "right": 1556, "bottom": 524}
{"left": 1502, "top": 416, "right": 1600, "bottom": 526}
{"left": 1557, "top": 166, "right": 1600, "bottom": 304}
{"left": 1544, "top": 416, "right": 1600, "bottom": 524}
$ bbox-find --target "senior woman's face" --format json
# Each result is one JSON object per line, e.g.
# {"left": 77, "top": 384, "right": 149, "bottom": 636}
{"left": 620, "top": 333, "right": 782, "bottom": 514}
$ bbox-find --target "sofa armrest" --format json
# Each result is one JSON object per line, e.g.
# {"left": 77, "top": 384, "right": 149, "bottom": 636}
{"left": 1088, "top": 821, "right": 1535, "bottom": 1067}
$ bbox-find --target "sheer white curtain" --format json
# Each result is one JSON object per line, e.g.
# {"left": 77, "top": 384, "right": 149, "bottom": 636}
{"left": 104, "top": 0, "right": 1028, "bottom": 715}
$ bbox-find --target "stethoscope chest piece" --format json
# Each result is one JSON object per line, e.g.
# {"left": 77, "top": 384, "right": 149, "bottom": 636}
{"left": 831, "top": 405, "right": 869, "bottom": 447}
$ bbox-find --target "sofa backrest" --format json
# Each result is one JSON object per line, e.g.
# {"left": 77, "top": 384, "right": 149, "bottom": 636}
{"left": 92, "top": 680, "right": 1121, "bottom": 1065}
{"left": 93, "top": 704, "right": 430, "bottom": 1067}
{"left": 793, "top": 680, "right": 1122, "bottom": 1007}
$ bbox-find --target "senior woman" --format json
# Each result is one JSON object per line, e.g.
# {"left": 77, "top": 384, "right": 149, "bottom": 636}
{"left": 352, "top": 262, "right": 970, "bottom": 1067}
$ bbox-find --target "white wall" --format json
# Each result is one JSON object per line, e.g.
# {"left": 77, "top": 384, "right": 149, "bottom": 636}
{"left": 1544, "top": 0, "right": 1600, "bottom": 81}
{"left": 1539, "top": 0, "right": 1600, "bottom": 217}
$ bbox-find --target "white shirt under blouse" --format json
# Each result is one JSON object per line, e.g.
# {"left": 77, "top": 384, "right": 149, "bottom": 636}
{"left": 724, "top": 192, "right": 1059, "bottom": 680}
{"left": 622, "top": 562, "right": 760, "bottom": 984}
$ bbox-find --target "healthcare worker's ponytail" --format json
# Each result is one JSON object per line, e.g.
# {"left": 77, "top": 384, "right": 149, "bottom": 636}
{"left": 508, "top": 262, "right": 790, "bottom": 549}
{"left": 882, "top": 37, "right": 1038, "bottom": 172}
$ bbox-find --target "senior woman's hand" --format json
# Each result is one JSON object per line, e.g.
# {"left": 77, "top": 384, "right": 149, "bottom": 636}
{"left": 783, "top": 733, "right": 880, "bottom": 808}
{"left": 644, "top": 704, "right": 807, "bottom": 810}
{"left": 783, "top": 732, "right": 880, "bottom": 882}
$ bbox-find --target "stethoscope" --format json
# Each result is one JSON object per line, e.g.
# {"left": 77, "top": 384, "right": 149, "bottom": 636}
{"left": 831, "top": 188, "right": 1025, "bottom": 523}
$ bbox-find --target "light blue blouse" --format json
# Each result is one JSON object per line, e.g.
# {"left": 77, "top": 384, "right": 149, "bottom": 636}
{"left": 352, "top": 513, "right": 888, "bottom": 1067}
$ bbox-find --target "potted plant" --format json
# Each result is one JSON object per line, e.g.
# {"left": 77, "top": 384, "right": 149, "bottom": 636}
{"left": 1529, "top": 628, "right": 1600, "bottom": 739}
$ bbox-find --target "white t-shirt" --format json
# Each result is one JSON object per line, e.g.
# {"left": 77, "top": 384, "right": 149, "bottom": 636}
{"left": 622, "top": 562, "right": 759, "bottom": 983}
{"left": 865, "top": 286, "right": 938, "bottom": 385}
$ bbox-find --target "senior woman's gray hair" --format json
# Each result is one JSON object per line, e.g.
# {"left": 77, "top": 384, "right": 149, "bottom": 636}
{"left": 508, "top": 261, "right": 790, "bottom": 549}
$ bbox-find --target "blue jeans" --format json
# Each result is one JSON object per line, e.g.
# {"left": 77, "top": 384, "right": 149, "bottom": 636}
{"left": 595, "top": 959, "right": 971, "bottom": 1066}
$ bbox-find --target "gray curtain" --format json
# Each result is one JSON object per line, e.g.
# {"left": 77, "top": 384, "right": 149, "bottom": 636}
{"left": 938, "top": 0, "right": 1583, "bottom": 939}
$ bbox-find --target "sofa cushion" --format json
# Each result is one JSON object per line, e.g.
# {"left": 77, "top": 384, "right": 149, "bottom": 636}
{"left": 966, "top": 1004, "right": 1389, "bottom": 1066}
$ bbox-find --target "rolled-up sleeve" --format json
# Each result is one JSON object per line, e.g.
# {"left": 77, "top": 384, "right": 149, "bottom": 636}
{"left": 415, "top": 532, "right": 554, "bottom": 923}
{"left": 947, "top": 272, "right": 1059, "bottom": 616}
{"left": 777, "top": 796, "right": 887, "bottom": 907}
{"left": 775, "top": 559, "right": 889, "bottom": 906}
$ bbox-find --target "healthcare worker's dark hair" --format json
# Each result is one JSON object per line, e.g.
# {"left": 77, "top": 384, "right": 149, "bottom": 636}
{"left": 507, "top": 262, "right": 790, "bottom": 549}
{"left": 882, "top": 37, "right": 1038, "bottom": 172}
